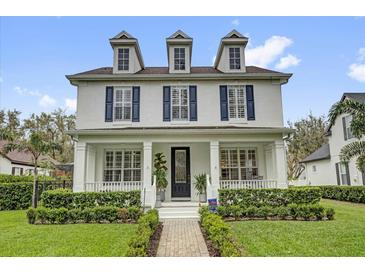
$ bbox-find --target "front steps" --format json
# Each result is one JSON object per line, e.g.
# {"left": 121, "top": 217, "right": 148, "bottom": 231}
{"left": 157, "top": 202, "right": 204, "bottom": 219}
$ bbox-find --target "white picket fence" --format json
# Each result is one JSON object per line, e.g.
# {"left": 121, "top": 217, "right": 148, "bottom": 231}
{"left": 219, "top": 179, "right": 277, "bottom": 189}
{"left": 85, "top": 181, "right": 143, "bottom": 192}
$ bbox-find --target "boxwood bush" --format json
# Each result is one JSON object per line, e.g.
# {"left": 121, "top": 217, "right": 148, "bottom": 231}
{"left": 41, "top": 189, "right": 141, "bottom": 209}
{"left": 26, "top": 205, "right": 143, "bottom": 224}
{"left": 320, "top": 186, "right": 365, "bottom": 203}
{"left": 219, "top": 187, "right": 321, "bottom": 207}
{"left": 199, "top": 206, "right": 242, "bottom": 257}
{"left": 0, "top": 174, "right": 55, "bottom": 183}
{"left": 127, "top": 209, "right": 159, "bottom": 257}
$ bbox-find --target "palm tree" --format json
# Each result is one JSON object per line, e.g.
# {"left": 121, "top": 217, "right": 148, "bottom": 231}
{"left": 328, "top": 99, "right": 365, "bottom": 172}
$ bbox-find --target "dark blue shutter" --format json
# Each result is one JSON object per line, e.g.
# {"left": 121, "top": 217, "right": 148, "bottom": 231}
{"left": 105, "top": 86, "right": 113, "bottom": 122}
{"left": 132, "top": 86, "right": 140, "bottom": 122}
{"left": 220, "top": 85, "right": 228, "bottom": 121}
{"left": 163, "top": 86, "right": 171, "bottom": 121}
{"left": 246, "top": 85, "right": 255, "bottom": 120}
{"left": 342, "top": 117, "right": 348, "bottom": 141}
{"left": 335, "top": 163, "right": 340, "bottom": 185}
{"left": 189, "top": 85, "right": 197, "bottom": 121}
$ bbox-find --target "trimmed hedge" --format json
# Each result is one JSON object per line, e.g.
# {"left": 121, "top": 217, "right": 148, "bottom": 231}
{"left": 127, "top": 209, "right": 159, "bottom": 257}
{"left": 219, "top": 187, "right": 321, "bottom": 207}
{"left": 217, "top": 204, "right": 335, "bottom": 221}
{"left": 199, "top": 206, "right": 242, "bottom": 257}
{"left": 26, "top": 206, "right": 143, "bottom": 224}
{"left": 41, "top": 189, "right": 141, "bottom": 209}
{"left": 320, "top": 186, "right": 365, "bottom": 203}
{"left": 0, "top": 174, "right": 55, "bottom": 183}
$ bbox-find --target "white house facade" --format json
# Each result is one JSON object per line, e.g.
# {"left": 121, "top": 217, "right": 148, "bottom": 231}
{"left": 67, "top": 30, "right": 292, "bottom": 208}
{"left": 301, "top": 93, "right": 365, "bottom": 186}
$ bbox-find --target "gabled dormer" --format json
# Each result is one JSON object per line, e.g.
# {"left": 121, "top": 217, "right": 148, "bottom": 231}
{"left": 110, "top": 31, "right": 144, "bottom": 74}
{"left": 166, "top": 30, "right": 192, "bottom": 74}
{"left": 214, "top": 30, "right": 248, "bottom": 73}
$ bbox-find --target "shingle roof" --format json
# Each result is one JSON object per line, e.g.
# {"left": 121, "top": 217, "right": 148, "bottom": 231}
{"left": 343, "top": 92, "right": 365, "bottom": 104}
{"left": 69, "top": 66, "right": 284, "bottom": 77}
{"left": 301, "top": 143, "right": 331, "bottom": 163}
{"left": 0, "top": 140, "right": 58, "bottom": 166}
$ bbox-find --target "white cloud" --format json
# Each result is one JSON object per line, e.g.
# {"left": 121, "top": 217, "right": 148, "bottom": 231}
{"left": 357, "top": 48, "right": 365, "bottom": 61}
{"left": 39, "top": 95, "right": 56, "bottom": 108}
{"left": 275, "top": 54, "right": 301, "bottom": 70}
{"left": 231, "top": 19, "right": 240, "bottom": 26}
{"left": 348, "top": 63, "right": 365, "bottom": 82}
{"left": 65, "top": 98, "right": 77, "bottom": 112}
{"left": 246, "top": 36, "right": 293, "bottom": 68}
{"left": 14, "top": 86, "right": 41, "bottom": 97}
{"left": 212, "top": 55, "right": 216, "bottom": 65}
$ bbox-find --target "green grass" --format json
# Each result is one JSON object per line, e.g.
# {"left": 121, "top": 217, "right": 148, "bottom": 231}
{"left": 231, "top": 199, "right": 365, "bottom": 256}
{"left": 0, "top": 210, "right": 137, "bottom": 256}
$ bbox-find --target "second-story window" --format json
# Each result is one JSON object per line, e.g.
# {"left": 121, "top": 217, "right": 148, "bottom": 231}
{"left": 114, "top": 87, "right": 132, "bottom": 121}
{"left": 171, "top": 86, "right": 189, "bottom": 121}
{"left": 344, "top": 115, "right": 354, "bottom": 140}
{"left": 174, "top": 48, "right": 186, "bottom": 70}
{"left": 229, "top": 48, "right": 241, "bottom": 70}
{"left": 228, "top": 85, "right": 245, "bottom": 119}
{"left": 118, "top": 48, "right": 129, "bottom": 71}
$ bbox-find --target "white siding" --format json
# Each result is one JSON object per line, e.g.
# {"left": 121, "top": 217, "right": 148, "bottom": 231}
{"left": 304, "top": 159, "right": 332, "bottom": 186}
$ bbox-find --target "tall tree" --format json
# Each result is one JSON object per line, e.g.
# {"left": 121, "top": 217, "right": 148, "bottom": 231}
{"left": 286, "top": 113, "right": 328, "bottom": 180}
{"left": 0, "top": 109, "right": 22, "bottom": 140}
{"left": 329, "top": 99, "right": 365, "bottom": 172}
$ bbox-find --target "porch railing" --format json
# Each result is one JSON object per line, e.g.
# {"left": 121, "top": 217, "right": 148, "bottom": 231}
{"left": 219, "top": 179, "right": 277, "bottom": 190}
{"left": 85, "top": 181, "right": 143, "bottom": 192}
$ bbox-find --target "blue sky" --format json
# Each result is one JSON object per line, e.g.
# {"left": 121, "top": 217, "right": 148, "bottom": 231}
{"left": 0, "top": 16, "right": 364, "bottom": 123}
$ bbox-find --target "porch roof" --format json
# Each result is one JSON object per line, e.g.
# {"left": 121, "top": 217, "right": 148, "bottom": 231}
{"left": 67, "top": 126, "right": 293, "bottom": 136}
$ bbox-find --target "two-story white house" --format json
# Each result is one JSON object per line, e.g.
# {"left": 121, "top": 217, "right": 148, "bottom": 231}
{"left": 301, "top": 93, "right": 365, "bottom": 186}
{"left": 66, "top": 30, "right": 292, "bottom": 208}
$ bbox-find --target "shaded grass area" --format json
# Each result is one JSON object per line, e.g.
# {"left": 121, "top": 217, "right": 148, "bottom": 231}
{"left": 231, "top": 199, "right": 365, "bottom": 256}
{"left": 0, "top": 210, "right": 136, "bottom": 256}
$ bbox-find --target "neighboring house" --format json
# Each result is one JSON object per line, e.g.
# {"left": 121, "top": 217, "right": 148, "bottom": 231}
{"left": 0, "top": 140, "right": 55, "bottom": 176}
{"left": 301, "top": 93, "right": 365, "bottom": 186}
{"left": 66, "top": 29, "right": 292, "bottom": 207}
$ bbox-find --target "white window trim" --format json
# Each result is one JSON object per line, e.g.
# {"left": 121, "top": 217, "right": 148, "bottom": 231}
{"left": 117, "top": 48, "right": 130, "bottom": 71}
{"left": 344, "top": 115, "right": 354, "bottom": 140}
{"left": 339, "top": 162, "right": 349, "bottom": 185}
{"left": 229, "top": 47, "right": 241, "bottom": 70}
{"left": 174, "top": 47, "right": 186, "bottom": 71}
{"left": 227, "top": 85, "right": 246, "bottom": 121}
{"left": 171, "top": 85, "right": 189, "bottom": 121}
{"left": 103, "top": 149, "right": 142, "bottom": 182}
{"left": 113, "top": 86, "right": 132, "bottom": 122}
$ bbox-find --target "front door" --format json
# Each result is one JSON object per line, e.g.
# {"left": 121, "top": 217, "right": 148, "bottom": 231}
{"left": 171, "top": 147, "right": 191, "bottom": 198}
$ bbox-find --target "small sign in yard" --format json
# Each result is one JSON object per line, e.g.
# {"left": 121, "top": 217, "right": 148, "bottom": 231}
{"left": 208, "top": 198, "right": 218, "bottom": 213}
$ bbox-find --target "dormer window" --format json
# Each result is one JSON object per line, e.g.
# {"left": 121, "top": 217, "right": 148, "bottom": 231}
{"left": 174, "top": 48, "right": 186, "bottom": 70}
{"left": 118, "top": 48, "right": 129, "bottom": 71}
{"left": 229, "top": 48, "right": 241, "bottom": 70}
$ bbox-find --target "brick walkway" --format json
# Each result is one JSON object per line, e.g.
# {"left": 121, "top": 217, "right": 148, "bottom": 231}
{"left": 157, "top": 219, "right": 210, "bottom": 257}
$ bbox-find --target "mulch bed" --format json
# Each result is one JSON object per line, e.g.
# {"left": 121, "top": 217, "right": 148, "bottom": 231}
{"left": 148, "top": 222, "right": 163, "bottom": 257}
{"left": 199, "top": 222, "right": 220, "bottom": 257}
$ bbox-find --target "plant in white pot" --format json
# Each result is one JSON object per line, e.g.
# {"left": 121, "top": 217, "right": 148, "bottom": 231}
{"left": 153, "top": 152, "right": 168, "bottom": 207}
{"left": 194, "top": 173, "right": 207, "bottom": 203}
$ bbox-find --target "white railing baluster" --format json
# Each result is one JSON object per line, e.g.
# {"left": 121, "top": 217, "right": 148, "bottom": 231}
{"left": 219, "top": 179, "right": 277, "bottom": 190}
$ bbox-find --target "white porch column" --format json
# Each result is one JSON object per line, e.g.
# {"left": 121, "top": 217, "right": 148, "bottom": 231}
{"left": 86, "top": 145, "right": 96, "bottom": 183}
{"left": 143, "top": 141, "right": 153, "bottom": 207}
{"left": 274, "top": 140, "right": 288, "bottom": 188}
{"left": 73, "top": 141, "right": 87, "bottom": 192}
{"left": 209, "top": 140, "right": 220, "bottom": 200}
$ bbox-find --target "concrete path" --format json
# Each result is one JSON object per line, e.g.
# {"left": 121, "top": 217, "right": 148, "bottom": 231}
{"left": 157, "top": 219, "right": 210, "bottom": 257}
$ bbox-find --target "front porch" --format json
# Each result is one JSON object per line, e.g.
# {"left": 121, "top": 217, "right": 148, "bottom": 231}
{"left": 73, "top": 133, "right": 287, "bottom": 208}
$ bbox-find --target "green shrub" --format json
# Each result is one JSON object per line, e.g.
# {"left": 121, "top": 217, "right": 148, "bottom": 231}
{"left": 26, "top": 207, "right": 37, "bottom": 224}
{"left": 326, "top": 208, "right": 335, "bottom": 220}
{"left": 219, "top": 187, "right": 321, "bottom": 208}
{"left": 126, "top": 209, "right": 159, "bottom": 257}
{"left": 41, "top": 189, "right": 141, "bottom": 209}
{"left": 200, "top": 210, "right": 241, "bottom": 257}
{"left": 320, "top": 186, "right": 365, "bottom": 203}
{"left": 0, "top": 174, "right": 55, "bottom": 184}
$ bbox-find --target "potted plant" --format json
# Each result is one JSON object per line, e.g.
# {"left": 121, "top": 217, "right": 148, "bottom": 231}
{"left": 153, "top": 152, "right": 168, "bottom": 207}
{"left": 194, "top": 173, "right": 207, "bottom": 203}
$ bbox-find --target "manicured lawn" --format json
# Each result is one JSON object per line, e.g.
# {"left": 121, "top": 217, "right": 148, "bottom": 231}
{"left": 0, "top": 210, "right": 137, "bottom": 256}
{"left": 231, "top": 199, "right": 365, "bottom": 256}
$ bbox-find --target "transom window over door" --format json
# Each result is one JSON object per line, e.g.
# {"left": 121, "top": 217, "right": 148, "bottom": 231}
{"left": 220, "top": 148, "right": 258, "bottom": 180}
{"left": 174, "top": 48, "right": 186, "bottom": 70}
{"left": 228, "top": 85, "right": 245, "bottom": 119}
{"left": 103, "top": 150, "right": 142, "bottom": 182}
{"left": 171, "top": 86, "right": 189, "bottom": 120}
{"left": 229, "top": 48, "right": 241, "bottom": 70}
{"left": 114, "top": 87, "right": 132, "bottom": 121}
{"left": 118, "top": 48, "right": 129, "bottom": 71}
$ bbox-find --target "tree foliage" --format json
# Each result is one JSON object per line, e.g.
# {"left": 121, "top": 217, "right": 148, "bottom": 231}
{"left": 286, "top": 113, "right": 328, "bottom": 180}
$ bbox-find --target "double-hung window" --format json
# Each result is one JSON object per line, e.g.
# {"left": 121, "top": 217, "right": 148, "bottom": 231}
{"left": 174, "top": 48, "right": 186, "bottom": 70}
{"left": 171, "top": 86, "right": 189, "bottom": 120}
{"left": 229, "top": 48, "right": 241, "bottom": 70}
{"left": 344, "top": 115, "right": 354, "bottom": 140}
{"left": 103, "top": 150, "right": 142, "bottom": 182}
{"left": 220, "top": 148, "right": 258, "bottom": 180}
{"left": 114, "top": 87, "right": 132, "bottom": 121}
{"left": 339, "top": 163, "right": 350, "bottom": 185}
{"left": 118, "top": 48, "right": 129, "bottom": 71}
{"left": 228, "top": 85, "right": 245, "bottom": 119}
